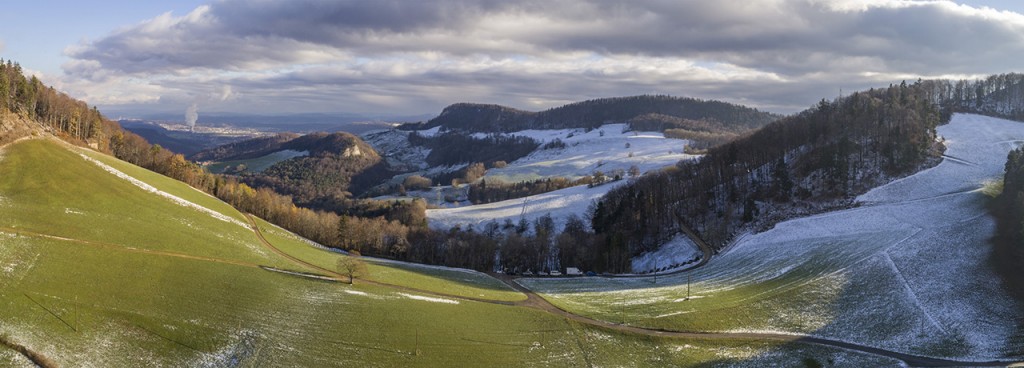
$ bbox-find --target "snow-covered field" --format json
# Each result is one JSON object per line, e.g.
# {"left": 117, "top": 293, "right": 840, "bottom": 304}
{"left": 521, "top": 114, "right": 1024, "bottom": 361}
{"left": 630, "top": 235, "right": 702, "bottom": 274}
{"left": 479, "top": 123, "right": 693, "bottom": 183}
{"left": 427, "top": 182, "right": 620, "bottom": 231}
{"left": 427, "top": 124, "right": 696, "bottom": 230}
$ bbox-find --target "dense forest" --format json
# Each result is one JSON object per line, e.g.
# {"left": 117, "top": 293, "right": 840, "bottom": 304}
{"left": 992, "top": 146, "right": 1024, "bottom": 297}
{"left": 0, "top": 60, "right": 110, "bottom": 147}
{"left": 467, "top": 176, "right": 591, "bottom": 204}
{"left": 408, "top": 131, "right": 539, "bottom": 167}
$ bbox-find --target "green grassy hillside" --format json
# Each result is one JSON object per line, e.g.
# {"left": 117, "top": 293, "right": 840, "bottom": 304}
{"left": 0, "top": 138, "right": 897, "bottom": 366}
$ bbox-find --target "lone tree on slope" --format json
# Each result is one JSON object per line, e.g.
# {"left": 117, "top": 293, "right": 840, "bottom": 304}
{"left": 336, "top": 252, "right": 368, "bottom": 284}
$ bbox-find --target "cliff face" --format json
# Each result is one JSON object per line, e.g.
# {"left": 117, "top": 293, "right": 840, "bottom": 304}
{"left": 0, "top": 110, "right": 40, "bottom": 147}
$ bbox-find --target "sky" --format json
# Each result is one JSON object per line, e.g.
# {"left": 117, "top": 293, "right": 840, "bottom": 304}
{"left": 3, "top": 0, "right": 1024, "bottom": 120}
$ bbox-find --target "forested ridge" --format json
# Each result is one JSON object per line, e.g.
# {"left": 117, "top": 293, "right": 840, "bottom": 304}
{"left": 188, "top": 132, "right": 300, "bottom": 161}
{"left": 401, "top": 95, "right": 780, "bottom": 136}
{"left": 238, "top": 132, "right": 383, "bottom": 202}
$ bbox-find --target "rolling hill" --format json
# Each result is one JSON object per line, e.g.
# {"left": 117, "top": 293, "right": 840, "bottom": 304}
{"left": 0, "top": 136, "right": 897, "bottom": 367}
{"left": 402, "top": 95, "right": 780, "bottom": 134}
{"left": 3, "top": 55, "right": 1023, "bottom": 366}
{"left": 193, "top": 131, "right": 389, "bottom": 204}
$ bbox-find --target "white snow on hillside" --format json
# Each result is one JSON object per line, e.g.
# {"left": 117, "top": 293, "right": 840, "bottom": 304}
{"left": 414, "top": 126, "right": 443, "bottom": 137}
{"left": 522, "top": 114, "right": 1024, "bottom": 361}
{"left": 361, "top": 129, "right": 431, "bottom": 171}
{"left": 480, "top": 124, "right": 694, "bottom": 182}
{"left": 426, "top": 123, "right": 697, "bottom": 230}
{"left": 75, "top": 150, "right": 249, "bottom": 229}
{"left": 428, "top": 182, "right": 621, "bottom": 231}
{"left": 630, "top": 235, "right": 702, "bottom": 274}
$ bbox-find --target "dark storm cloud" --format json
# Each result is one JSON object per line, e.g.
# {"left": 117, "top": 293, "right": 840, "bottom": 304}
{"left": 60, "top": 0, "right": 1024, "bottom": 115}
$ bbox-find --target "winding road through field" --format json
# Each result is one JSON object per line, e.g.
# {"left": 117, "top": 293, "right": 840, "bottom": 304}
{"left": 241, "top": 215, "right": 1020, "bottom": 367}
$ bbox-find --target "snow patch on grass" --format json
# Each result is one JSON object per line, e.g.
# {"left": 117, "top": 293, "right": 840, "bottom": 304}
{"left": 396, "top": 292, "right": 460, "bottom": 305}
{"left": 75, "top": 151, "right": 249, "bottom": 229}
{"left": 62, "top": 208, "right": 85, "bottom": 215}
{"left": 428, "top": 183, "right": 620, "bottom": 231}
{"left": 366, "top": 255, "right": 494, "bottom": 276}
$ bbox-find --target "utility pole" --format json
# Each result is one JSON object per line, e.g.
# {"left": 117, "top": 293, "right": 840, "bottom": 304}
{"left": 653, "top": 259, "right": 658, "bottom": 285}
{"left": 75, "top": 295, "right": 79, "bottom": 332}
{"left": 686, "top": 273, "right": 691, "bottom": 300}
{"left": 519, "top": 197, "right": 529, "bottom": 222}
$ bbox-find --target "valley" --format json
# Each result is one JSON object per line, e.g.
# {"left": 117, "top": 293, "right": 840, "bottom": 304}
{"left": 2, "top": 121, "right": 1019, "bottom": 366}
{"left": 0, "top": 137, "right": 902, "bottom": 367}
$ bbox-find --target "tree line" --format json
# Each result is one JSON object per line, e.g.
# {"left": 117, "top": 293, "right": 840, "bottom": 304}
{"left": 916, "top": 73, "right": 1024, "bottom": 121}
{"left": 401, "top": 95, "right": 779, "bottom": 133}
{"left": 992, "top": 146, "right": 1024, "bottom": 298}
{"left": 408, "top": 131, "right": 539, "bottom": 167}
{"left": 0, "top": 60, "right": 108, "bottom": 146}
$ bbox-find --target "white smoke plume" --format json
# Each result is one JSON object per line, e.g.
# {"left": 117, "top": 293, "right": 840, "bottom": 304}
{"left": 185, "top": 103, "right": 198, "bottom": 132}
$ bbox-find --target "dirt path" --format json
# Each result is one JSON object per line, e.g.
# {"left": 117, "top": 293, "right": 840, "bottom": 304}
{"left": 241, "top": 214, "right": 1019, "bottom": 367}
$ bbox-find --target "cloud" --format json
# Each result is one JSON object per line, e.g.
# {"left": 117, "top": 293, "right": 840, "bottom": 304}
{"left": 59, "top": 0, "right": 1024, "bottom": 116}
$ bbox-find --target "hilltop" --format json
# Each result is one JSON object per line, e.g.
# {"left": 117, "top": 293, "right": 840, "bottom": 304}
{"left": 402, "top": 95, "right": 780, "bottom": 135}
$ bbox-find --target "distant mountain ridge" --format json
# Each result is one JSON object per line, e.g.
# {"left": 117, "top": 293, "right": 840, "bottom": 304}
{"left": 189, "top": 131, "right": 377, "bottom": 162}
{"left": 400, "top": 95, "right": 781, "bottom": 133}
{"left": 189, "top": 132, "right": 302, "bottom": 161}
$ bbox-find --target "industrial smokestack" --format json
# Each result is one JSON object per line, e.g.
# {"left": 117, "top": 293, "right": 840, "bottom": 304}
{"left": 185, "top": 103, "right": 199, "bottom": 133}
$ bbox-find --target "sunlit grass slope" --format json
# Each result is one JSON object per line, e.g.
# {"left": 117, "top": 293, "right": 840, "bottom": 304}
{"left": 253, "top": 216, "right": 526, "bottom": 302}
